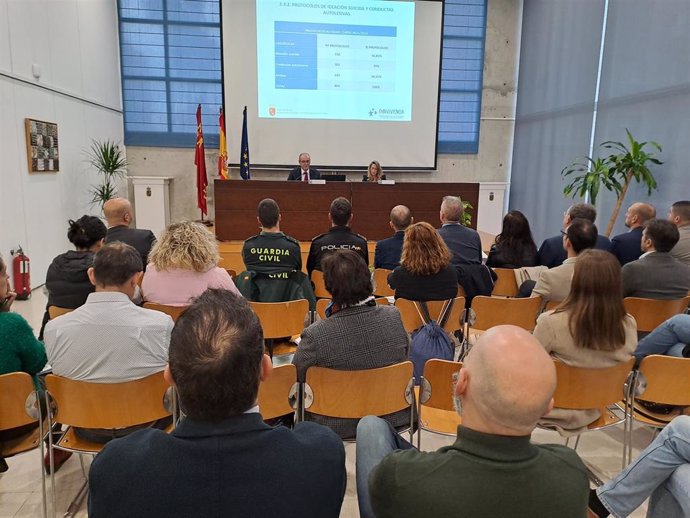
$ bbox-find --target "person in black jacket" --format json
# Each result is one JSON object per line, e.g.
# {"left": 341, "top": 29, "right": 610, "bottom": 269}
{"left": 287, "top": 152, "right": 321, "bottom": 181}
{"left": 486, "top": 210, "right": 539, "bottom": 268}
{"left": 103, "top": 198, "right": 156, "bottom": 270}
{"left": 39, "top": 215, "right": 106, "bottom": 339}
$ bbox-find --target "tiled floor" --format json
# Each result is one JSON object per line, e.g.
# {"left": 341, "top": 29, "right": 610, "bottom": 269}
{"left": 1, "top": 289, "right": 651, "bottom": 517}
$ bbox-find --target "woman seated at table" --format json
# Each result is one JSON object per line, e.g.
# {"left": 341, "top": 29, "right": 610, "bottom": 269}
{"left": 142, "top": 221, "right": 240, "bottom": 306}
{"left": 363, "top": 160, "right": 386, "bottom": 182}
{"left": 533, "top": 249, "right": 636, "bottom": 436}
{"left": 293, "top": 249, "right": 409, "bottom": 439}
{"left": 388, "top": 222, "right": 458, "bottom": 301}
{"left": 486, "top": 210, "right": 539, "bottom": 268}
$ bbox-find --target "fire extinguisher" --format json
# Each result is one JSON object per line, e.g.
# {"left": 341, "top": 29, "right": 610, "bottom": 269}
{"left": 10, "top": 245, "right": 31, "bottom": 300}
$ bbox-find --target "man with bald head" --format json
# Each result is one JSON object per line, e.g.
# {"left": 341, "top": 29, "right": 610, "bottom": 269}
{"left": 374, "top": 205, "right": 413, "bottom": 270}
{"left": 356, "top": 325, "right": 589, "bottom": 518}
{"left": 611, "top": 202, "right": 656, "bottom": 265}
{"left": 103, "top": 197, "right": 156, "bottom": 270}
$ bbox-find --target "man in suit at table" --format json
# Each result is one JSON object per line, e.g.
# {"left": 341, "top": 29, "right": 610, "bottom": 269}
{"left": 437, "top": 196, "right": 482, "bottom": 266}
{"left": 287, "top": 152, "right": 321, "bottom": 181}
{"left": 374, "top": 205, "right": 413, "bottom": 270}
{"left": 538, "top": 203, "right": 612, "bottom": 268}
{"left": 88, "top": 289, "right": 346, "bottom": 518}
{"left": 610, "top": 202, "right": 656, "bottom": 266}
{"left": 622, "top": 218, "right": 690, "bottom": 299}
{"left": 103, "top": 197, "right": 156, "bottom": 270}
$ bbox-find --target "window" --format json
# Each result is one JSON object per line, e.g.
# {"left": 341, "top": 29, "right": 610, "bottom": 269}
{"left": 437, "top": 0, "right": 487, "bottom": 154}
{"left": 118, "top": 0, "right": 222, "bottom": 147}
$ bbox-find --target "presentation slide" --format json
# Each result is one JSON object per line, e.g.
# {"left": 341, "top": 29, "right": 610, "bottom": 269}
{"left": 256, "top": 1, "right": 415, "bottom": 122}
{"left": 223, "top": 0, "right": 443, "bottom": 169}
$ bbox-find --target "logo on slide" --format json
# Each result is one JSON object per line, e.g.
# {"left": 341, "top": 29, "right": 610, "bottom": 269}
{"left": 268, "top": 106, "right": 276, "bottom": 117}
{"left": 368, "top": 109, "right": 378, "bottom": 117}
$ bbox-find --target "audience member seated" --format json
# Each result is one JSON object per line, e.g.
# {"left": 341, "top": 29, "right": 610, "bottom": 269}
{"left": 622, "top": 218, "right": 690, "bottom": 299}
{"left": 533, "top": 249, "right": 636, "bottom": 436}
{"left": 88, "top": 289, "right": 346, "bottom": 518}
{"left": 287, "top": 152, "right": 321, "bottom": 181}
{"left": 0, "top": 254, "right": 47, "bottom": 473}
{"left": 590, "top": 416, "right": 690, "bottom": 518}
{"left": 142, "top": 221, "right": 240, "bottom": 305}
{"left": 669, "top": 200, "right": 690, "bottom": 266}
{"left": 610, "top": 202, "right": 656, "bottom": 266}
{"left": 306, "top": 197, "right": 368, "bottom": 276}
{"left": 486, "top": 210, "right": 539, "bottom": 268}
{"left": 634, "top": 314, "right": 690, "bottom": 360}
{"left": 356, "top": 325, "right": 589, "bottom": 518}
{"left": 363, "top": 160, "right": 386, "bottom": 182}
{"left": 388, "top": 222, "right": 458, "bottom": 301}
{"left": 374, "top": 205, "right": 413, "bottom": 270}
{"left": 528, "top": 217, "right": 597, "bottom": 302}
{"left": 103, "top": 197, "right": 156, "bottom": 270}
{"left": 39, "top": 215, "right": 106, "bottom": 339}
{"left": 293, "top": 249, "right": 409, "bottom": 439}
{"left": 538, "top": 203, "right": 612, "bottom": 268}
{"left": 437, "top": 195, "right": 482, "bottom": 266}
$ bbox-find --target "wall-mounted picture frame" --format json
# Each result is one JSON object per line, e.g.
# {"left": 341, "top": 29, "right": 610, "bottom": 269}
{"left": 25, "top": 118, "right": 59, "bottom": 172}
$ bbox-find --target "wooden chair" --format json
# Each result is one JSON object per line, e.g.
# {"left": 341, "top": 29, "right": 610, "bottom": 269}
{"left": 469, "top": 296, "right": 542, "bottom": 333}
{"left": 546, "top": 358, "right": 635, "bottom": 468}
{"left": 48, "top": 306, "right": 73, "bottom": 319}
{"left": 372, "top": 268, "right": 395, "bottom": 297}
{"left": 623, "top": 296, "right": 690, "bottom": 333}
{"left": 310, "top": 270, "right": 330, "bottom": 298}
{"left": 303, "top": 361, "right": 416, "bottom": 441}
{"left": 394, "top": 297, "right": 465, "bottom": 334}
{"left": 250, "top": 299, "right": 310, "bottom": 357}
{"left": 544, "top": 300, "right": 563, "bottom": 312}
{"left": 142, "top": 302, "right": 189, "bottom": 322}
{"left": 315, "top": 297, "right": 389, "bottom": 321}
{"left": 417, "top": 359, "right": 463, "bottom": 448}
{"left": 477, "top": 230, "right": 496, "bottom": 254}
{"left": 44, "top": 372, "right": 174, "bottom": 516}
{"left": 257, "top": 364, "right": 299, "bottom": 421}
{"left": 491, "top": 268, "right": 519, "bottom": 297}
{"left": 225, "top": 268, "right": 237, "bottom": 279}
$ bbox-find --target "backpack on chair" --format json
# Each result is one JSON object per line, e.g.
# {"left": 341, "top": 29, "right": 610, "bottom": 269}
{"left": 409, "top": 300, "right": 456, "bottom": 384}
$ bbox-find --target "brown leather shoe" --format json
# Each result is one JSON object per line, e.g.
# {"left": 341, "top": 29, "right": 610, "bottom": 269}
{"left": 44, "top": 449, "right": 73, "bottom": 474}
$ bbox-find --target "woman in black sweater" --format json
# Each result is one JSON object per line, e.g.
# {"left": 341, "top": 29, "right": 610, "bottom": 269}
{"left": 486, "top": 210, "right": 539, "bottom": 269}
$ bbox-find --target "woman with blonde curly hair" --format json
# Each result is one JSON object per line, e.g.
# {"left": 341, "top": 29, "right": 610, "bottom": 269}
{"left": 142, "top": 221, "right": 240, "bottom": 305}
{"left": 387, "top": 221, "right": 458, "bottom": 301}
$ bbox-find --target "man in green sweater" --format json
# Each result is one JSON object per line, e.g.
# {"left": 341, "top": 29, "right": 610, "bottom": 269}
{"left": 356, "top": 325, "right": 589, "bottom": 518}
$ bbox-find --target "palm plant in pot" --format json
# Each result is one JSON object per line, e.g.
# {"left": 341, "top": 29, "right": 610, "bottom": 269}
{"left": 561, "top": 129, "right": 662, "bottom": 236}
{"left": 87, "top": 140, "right": 127, "bottom": 209}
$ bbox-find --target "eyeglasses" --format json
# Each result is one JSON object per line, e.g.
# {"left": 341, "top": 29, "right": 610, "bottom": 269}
{"left": 560, "top": 230, "right": 568, "bottom": 238}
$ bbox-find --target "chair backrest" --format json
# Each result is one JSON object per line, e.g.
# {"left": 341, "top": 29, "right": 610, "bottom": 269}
{"left": 491, "top": 268, "right": 519, "bottom": 297}
{"left": 142, "top": 302, "right": 188, "bottom": 322}
{"left": 257, "top": 364, "right": 298, "bottom": 420}
{"left": 304, "top": 361, "right": 414, "bottom": 418}
{"left": 470, "top": 296, "right": 542, "bottom": 331}
{"left": 48, "top": 306, "right": 73, "bottom": 320}
{"left": 372, "top": 268, "right": 395, "bottom": 297}
{"left": 419, "top": 359, "right": 462, "bottom": 411}
{"left": 623, "top": 296, "right": 690, "bottom": 333}
{"left": 544, "top": 300, "right": 563, "bottom": 312}
{"left": 315, "top": 297, "right": 389, "bottom": 320}
{"left": 478, "top": 230, "right": 496, "bottom": 254}
{"left": 394, "top": 297, "right": 465, "bottom": 334}
{"left": 311, "top": 270, "right": 330, "bottom": 298}
{"left": 0, "top": 372, "right": 38, "bottom": 430}
{"left": 225, "top": 268, "right": 237, "bottom": 279}
{"left": 250, "top": 299, "right": 309, "bottom": 339}
{"left": 44, "top": 372, "right": 172, "bottom": 429}
{"left": 636, "top": 355, "right": 690, "bottom": 407}
{"left": 552, "top": 358, "right": 635, "bottom": 409}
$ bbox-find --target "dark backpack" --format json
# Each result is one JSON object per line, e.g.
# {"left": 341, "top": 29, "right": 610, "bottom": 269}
{"left": 409, "top": 300, "right": 455, "bottom": 383}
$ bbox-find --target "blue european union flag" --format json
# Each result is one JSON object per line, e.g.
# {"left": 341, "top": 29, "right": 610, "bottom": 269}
{"left": 240, "top": 106, "right": 251, "bottom": 180}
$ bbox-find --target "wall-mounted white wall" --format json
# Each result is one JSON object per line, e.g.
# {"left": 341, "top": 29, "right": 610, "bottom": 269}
{"left": 0, "top": 0, "right": 124, "bottom": 287}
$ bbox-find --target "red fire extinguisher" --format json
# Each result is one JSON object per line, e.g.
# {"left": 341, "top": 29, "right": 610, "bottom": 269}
{"left": 10, "top": 245, "right": 31, "bottom": 300}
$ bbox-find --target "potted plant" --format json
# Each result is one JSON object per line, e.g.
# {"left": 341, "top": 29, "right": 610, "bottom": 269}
{"left": 561, "top": 129, "right": 662, "bottom": 236}
{"left": 86, "top": 140, "right": 127, "bottom": 209}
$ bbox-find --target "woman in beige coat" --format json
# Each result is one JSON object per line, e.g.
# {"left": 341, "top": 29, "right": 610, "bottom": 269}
{"left": 533, "top": 249, "right": 637, "bottom": 436}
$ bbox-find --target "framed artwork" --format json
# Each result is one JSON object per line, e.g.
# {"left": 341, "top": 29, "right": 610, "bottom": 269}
{"left": 24, "top": 118, "right": 59, "bottom": 172}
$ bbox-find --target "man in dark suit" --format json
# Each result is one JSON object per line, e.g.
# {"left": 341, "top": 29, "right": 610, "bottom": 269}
{"left": 437, "top": 196, "right": 482, "bottom": 266}
{"left": 103, "top": 198, "right": 156, "bottom": 270}
{"left": 611, "top": 202, "right": 656, "bottom": 266}
{"left": 287, "top": 152, "right": 321, "bottom": 181}
{"left": 538, "top": 203, "right": 612, "bottom": 268}
{"left": 88, "top": 289, "right": 346, "bottom": 518}
{"left": 622, "top": 219, "right": 690, "bottom": 299}
{"left": 374, "top": 205, "right": 413, "bottom": 270}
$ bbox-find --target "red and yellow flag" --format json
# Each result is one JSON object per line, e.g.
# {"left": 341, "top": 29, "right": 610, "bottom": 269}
{"left": 195, "top": 104, "right": 208, "bottom": 217}
{"left": 218, "top": 107, "right": 228, "bottom": 180}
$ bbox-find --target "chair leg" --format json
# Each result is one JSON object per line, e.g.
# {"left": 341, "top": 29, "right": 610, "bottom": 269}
{"left": 63, "top": 479, "right": 89, "bottom": 518}
{"left": 565, "top": 437, "right": 570, "bottom": 447}
{"left": 573, "top": 434, "right": 581, "bottom": 451}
